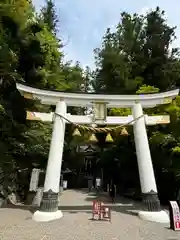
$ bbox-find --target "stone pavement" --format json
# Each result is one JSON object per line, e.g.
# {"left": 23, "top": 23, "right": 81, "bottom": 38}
{"left": 0, "top": 189, "right": 180, "bottom": 240}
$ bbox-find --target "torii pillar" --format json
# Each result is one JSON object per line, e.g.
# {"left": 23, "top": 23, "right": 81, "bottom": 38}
{"left": 132, "top": 102, "right": 164, "bottom": 222}
{"left": 33, "top": 100, "right": 67, "bottom": 222}
{"left": 16, "top": 83, "right": 179, "bottom": 223}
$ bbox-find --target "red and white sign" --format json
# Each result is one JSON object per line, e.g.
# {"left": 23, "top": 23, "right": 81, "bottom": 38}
{"left": 92, "top": 200, "right": 102, "bottom": 220}
{"left": 92, "top": 200, "right": 111, "bottom": 221}
{"left": 169, "top": 201, "right": 180, "bottom": 231}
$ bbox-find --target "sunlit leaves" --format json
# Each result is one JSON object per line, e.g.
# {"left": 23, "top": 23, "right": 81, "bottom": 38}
{"left": 136, "top": 84, "right": 159, "bottom": 94}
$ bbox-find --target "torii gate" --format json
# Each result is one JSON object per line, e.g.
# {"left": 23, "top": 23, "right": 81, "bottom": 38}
{"left": 16, "top": 83, "right": 179, "bottom": 223}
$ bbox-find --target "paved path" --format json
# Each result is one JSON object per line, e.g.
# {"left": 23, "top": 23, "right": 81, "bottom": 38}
{"left": 0, "top": 189, "right": 180, "bottom": 240}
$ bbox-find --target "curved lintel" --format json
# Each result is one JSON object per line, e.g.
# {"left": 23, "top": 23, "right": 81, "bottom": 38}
{"left": 16, "top": 83, "right": 179, "bottom": 108}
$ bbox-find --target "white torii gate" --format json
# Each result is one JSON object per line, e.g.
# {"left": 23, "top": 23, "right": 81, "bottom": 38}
{"left": 16, "top": 83, "right": 179, "bottom": 223}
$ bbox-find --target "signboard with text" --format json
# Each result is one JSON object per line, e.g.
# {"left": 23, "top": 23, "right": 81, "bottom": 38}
{"left": 169, "top": 201, "right": 180, "bottom": 231}
{"left": 92, "top": 200, "right": 111, "bottom": 221}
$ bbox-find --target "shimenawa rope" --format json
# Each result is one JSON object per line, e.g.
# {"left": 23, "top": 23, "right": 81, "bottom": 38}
{"left": 54, "top": 112, "right": 144, "bottom": 133}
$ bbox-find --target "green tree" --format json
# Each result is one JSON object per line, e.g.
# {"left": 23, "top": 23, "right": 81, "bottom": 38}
{"left": 0, "top": 0, "right": 86, "bottom": 201}
{"left": 40, "top": 0, "right": 58, "bottom": 34}
{"left": 142, "top": 7, "right": 179, "bottom": 90}
{"left": 92, "top": 7, "right": 180, "bottom": 201}
{"left": 93, "top": 8, "right": 180, "bottom": 94}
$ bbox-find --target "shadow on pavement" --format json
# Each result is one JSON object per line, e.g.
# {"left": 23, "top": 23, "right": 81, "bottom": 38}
{"left": 2, "top": 203, "right": 38, "bottom": 214}
{"left": 1, "top": 190, "right": 147, "bottom": 218}
{"left": 2, "top": 201, "right": 141, "bottom": 218}
{"left": 59, "top": 203, "right": 141, "bottom": 217}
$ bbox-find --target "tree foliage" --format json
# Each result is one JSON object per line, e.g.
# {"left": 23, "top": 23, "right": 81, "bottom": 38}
{"left": 0, "top": 0, "right": 90, "bottom": 200}
{"left": 92, "top": 7, "right": 180, "bottom": 200}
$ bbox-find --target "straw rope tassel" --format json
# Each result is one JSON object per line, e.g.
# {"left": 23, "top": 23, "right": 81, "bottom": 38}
{"left": 89, "top": 133, "right": 98, "bottom": 142}
{"left": 73, "top": 128, "right": 81, "bottom": 136}
{"left": 105, "top": 133, "right": 114, "bottom": 142}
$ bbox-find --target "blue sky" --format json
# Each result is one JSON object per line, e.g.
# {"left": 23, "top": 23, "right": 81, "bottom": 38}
{"left": 32, "top": 0, "right": 180, "bottom": 69}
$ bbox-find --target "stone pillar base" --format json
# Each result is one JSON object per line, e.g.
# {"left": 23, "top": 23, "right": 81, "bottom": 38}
{"left": 142, "top": 190, "right": 161, "bottom": 212}
{"left": 138, "top": 210, "right": 169, "bottom": 223}
{"left": 32, "top": 210, "right": 63, "bottom": 222}
{"left": 40, "top": 189, "right": 59, "bottom": 212}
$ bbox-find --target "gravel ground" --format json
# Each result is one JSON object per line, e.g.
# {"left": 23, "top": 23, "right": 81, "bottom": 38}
{"left": 0, "top": 189, "right": 180, "bottom": 240}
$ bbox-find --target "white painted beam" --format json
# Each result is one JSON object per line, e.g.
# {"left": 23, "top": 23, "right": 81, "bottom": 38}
{"left": 145, "top": 115, "right": 170, "bottom": 125}
{"left": 26, "top": 111, "right": 170, "bottom": 125}
{"left": 17, "top": 83, "right": 179, "bottom": 108}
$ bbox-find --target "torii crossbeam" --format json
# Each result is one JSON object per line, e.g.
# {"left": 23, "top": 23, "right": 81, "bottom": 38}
{"left": 26, "top": 111, "right": 170, "bottom": 125}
